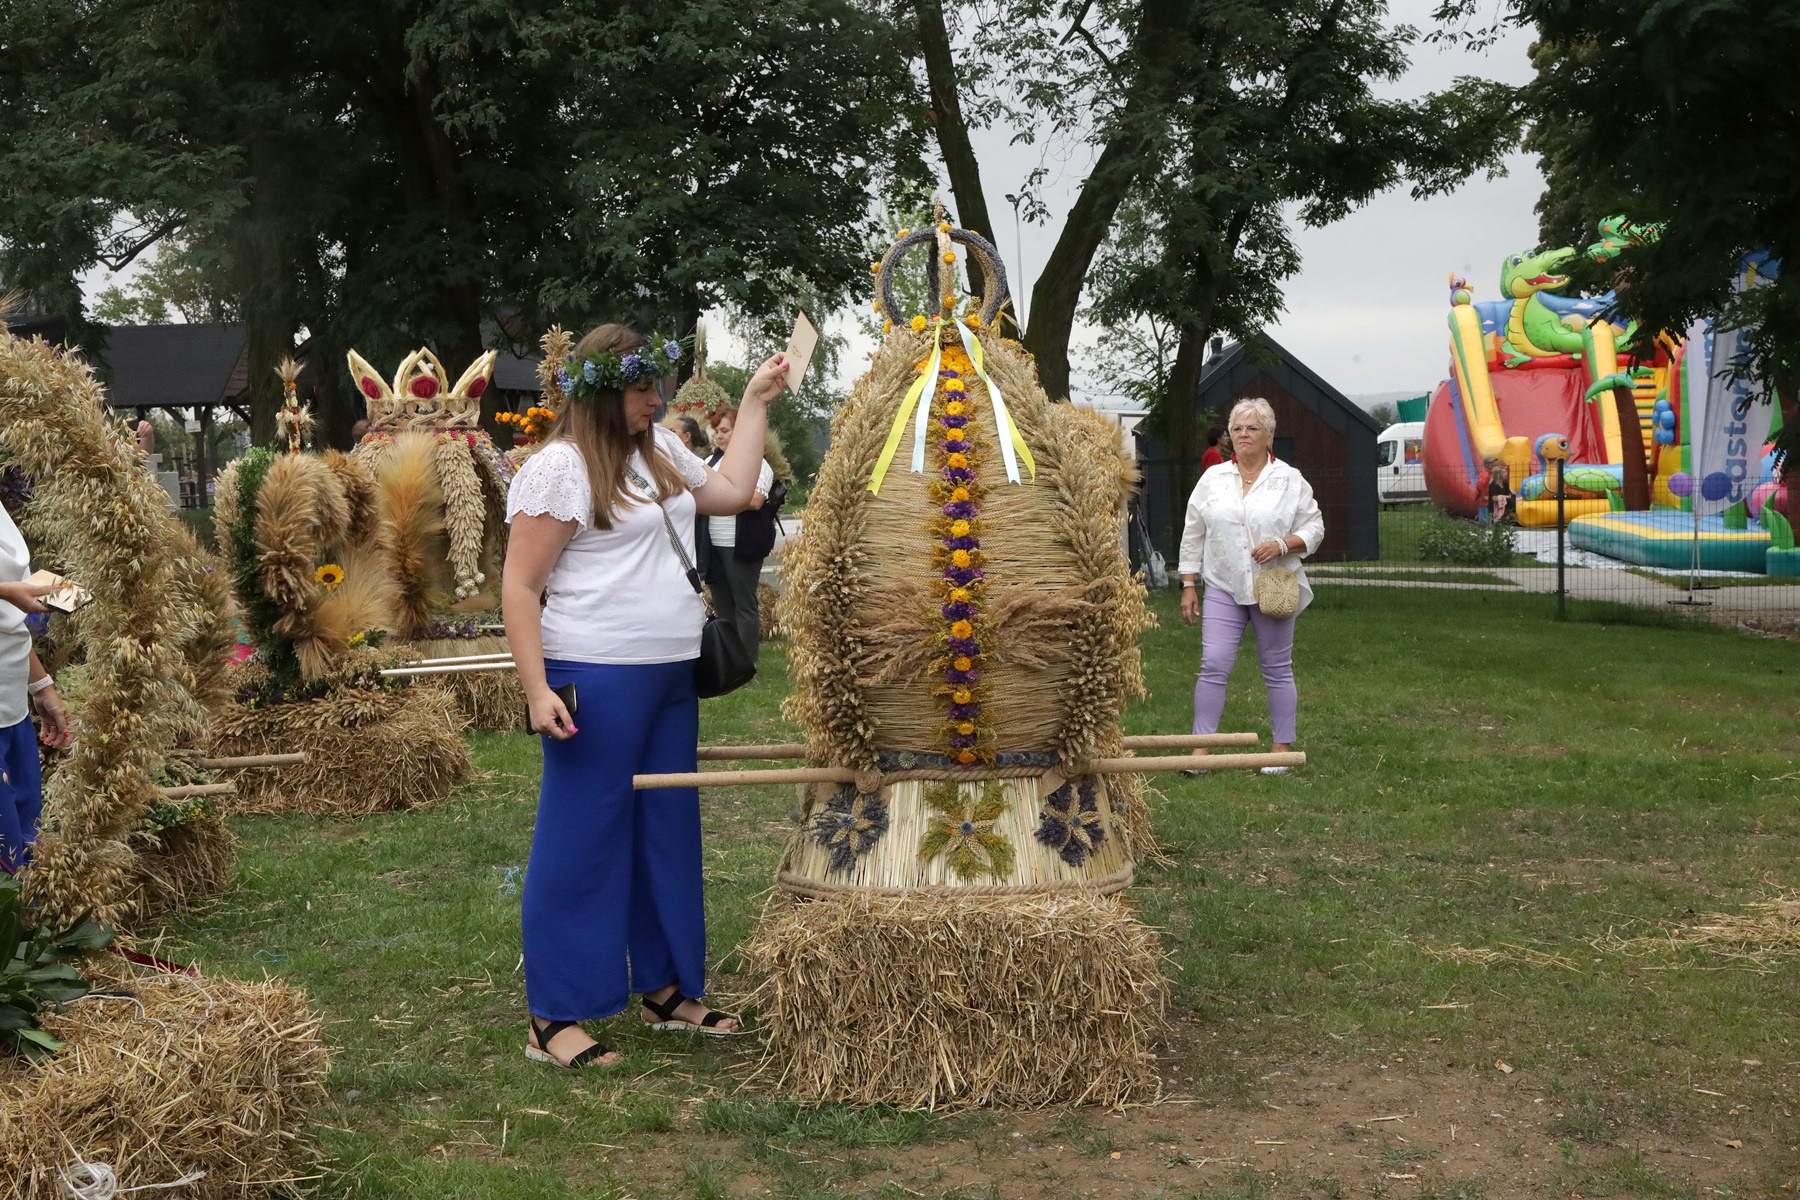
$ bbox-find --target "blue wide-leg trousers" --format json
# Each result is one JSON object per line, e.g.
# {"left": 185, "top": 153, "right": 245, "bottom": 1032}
{"left": 0, "top": 716, "right": 42, "bottom": 874}
{"left": 521, "top": 659, "right": 705, "bottom": 1022}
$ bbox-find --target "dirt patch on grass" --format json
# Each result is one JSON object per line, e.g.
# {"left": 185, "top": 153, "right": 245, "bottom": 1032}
{"left": 575, "top": 1056, "right": 1778, "bottom": 1200}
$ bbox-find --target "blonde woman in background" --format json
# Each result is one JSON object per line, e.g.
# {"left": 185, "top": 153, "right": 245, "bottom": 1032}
{"left": 1177, "top": 398, "right": 1323, "bottom": 774}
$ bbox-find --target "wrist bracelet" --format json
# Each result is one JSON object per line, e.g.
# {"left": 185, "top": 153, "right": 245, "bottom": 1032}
{"left": 28, "top": 675, "right": 55, "bottom": 696}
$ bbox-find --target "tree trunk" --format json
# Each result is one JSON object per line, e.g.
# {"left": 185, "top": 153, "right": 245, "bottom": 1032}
{"left": 1023, "top": 0, "right": 1189, "bottom": 402}
{"left": 913, "top": 0, "right": 995, "bottom": 302}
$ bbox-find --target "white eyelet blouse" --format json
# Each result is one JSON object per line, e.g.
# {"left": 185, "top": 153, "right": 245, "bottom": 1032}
{"left": 506, "top": 426, "right": 712, "bottom": 664}
{"left": 1177, "top": 458, "right": 1326, "bottom": 616}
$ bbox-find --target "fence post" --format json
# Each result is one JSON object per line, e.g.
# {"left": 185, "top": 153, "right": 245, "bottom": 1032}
{"left": 1555, "top": 459, "right": 1566, "bottom": 621}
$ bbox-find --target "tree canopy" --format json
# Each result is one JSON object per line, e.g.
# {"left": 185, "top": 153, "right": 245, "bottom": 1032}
{"left": 0, "top": 0, "right": 925, "bottom": 441}
{"left": 1438, "top": 0, "right": 1800, "bottom": 448}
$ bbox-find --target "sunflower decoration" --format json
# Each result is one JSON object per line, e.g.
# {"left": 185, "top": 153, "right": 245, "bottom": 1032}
{"left": 918, "top": 780, "right": 1014, "bottom": 882}
{"left": 313, "top": 563, "right": 346, "bottom": 591}
{"left": 1035, "top": 777, "right": 1105, "bottom": 867}
{"left": 807, "top": 784, "right": 889, "bottom": 875}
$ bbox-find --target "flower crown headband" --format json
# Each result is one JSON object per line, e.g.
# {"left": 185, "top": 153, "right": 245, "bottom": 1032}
{"left": 557, "top": 334, "right": 686, "bottom": 404}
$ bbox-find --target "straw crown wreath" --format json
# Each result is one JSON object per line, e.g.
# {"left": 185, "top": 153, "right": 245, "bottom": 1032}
{"left": 347, "top": 347, "right": 497, "bottom": 430}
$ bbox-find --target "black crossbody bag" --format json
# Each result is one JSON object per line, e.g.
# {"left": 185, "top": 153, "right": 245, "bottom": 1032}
{"left": 627, "top": 464, "right": 756, "bottom": 699}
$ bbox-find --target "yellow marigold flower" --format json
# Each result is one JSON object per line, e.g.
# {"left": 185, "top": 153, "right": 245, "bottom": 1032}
{"left": 872, "top": 298, "right": 882, "bottom": 312}
{"left": 945, "top": 401, "right": 965, "bottom": 416}
{"left": 942, "top": 251, "right": 956, "bottom": 264}
{"left": 942, "top": 292, "right": 956, "bottom": 309}
{"left": 951, "top": 549, "right": 972, "bottom": 569}
{"left": 952, "top": 688, "right": 973, "bottom": 705}
{"left": 957, "top": 749, "right": 978, "bottom": 765}
{"left": 946, "top": 452, "right": 968, "bottom": 469}
{"left": 898, "top": 227, "right": 910, "bottom": 237}
{"left": 950, "top": 619, "right": 974, "bottom": 639}
{"left": 953, "top": 656, "right": 973, "bottom": 672}
{"left": 948, "top": 587, "right": 971, "bottom": 603}
{"left": 938, "top": 221, "right": 951, "bottom": 233}
{"left": 950, "top": 519, "right": 971, "bottom": 537}
{"left": 910, "top": 315, "right": 927, "bottom": 333}
{"left": 883, "top": 320, "right": 894, "bottom": 334}
{"left": 956, "top": 721, "right": 976, "bottom": 736}
{"left": 870, "top": 261, "right": 881, "bottom": 274}
{"left": 314, "top": 563, "right": 345, "bottom": 590}
{"left": 965, "top": 313, "right": 983, "bottom": 329}
{"left": 951, "top": 486, "right": 971, "bottom": 502}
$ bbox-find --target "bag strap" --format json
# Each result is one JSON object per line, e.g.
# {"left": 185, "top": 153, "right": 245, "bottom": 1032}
{"left": 624, "top": 462, "right": 706, "bottom": 598}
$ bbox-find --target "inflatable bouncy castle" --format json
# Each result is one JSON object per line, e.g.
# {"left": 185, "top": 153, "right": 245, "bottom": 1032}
{"left": 1424, "top": 219, "right": 1791, "bottom": 571}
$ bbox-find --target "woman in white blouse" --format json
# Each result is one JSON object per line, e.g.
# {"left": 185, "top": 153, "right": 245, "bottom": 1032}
{"left": 1177, "top": 398, "right": 1324, "bottom": 774}
{"left": 503, "top": 323, "right": 788, "bottom": 1069}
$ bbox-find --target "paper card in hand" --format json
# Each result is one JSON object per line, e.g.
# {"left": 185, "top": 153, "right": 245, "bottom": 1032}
{"left": 25, "top": 569, "right": 93, "bottom": 614}
{"left": 784, "top": 311, "right": 819, "bottom": 391}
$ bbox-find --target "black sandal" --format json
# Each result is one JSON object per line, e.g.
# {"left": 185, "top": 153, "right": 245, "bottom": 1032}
{"left": 640, "top": 990, "right": 742, "bottom": 1037}
{"left": 525, "top": 1018, "right": 617, "bottom": 1068}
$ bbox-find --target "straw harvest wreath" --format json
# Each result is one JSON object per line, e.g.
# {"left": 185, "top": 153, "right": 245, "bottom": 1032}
{"left": 348, "top": 346, "right": 512, "bottom": 615}
{"left": 0, "top": 320, "right": 240, "bottom": 929}
{"left": 682, "top": 214, "right": 1305, "bottom": 1108}
{"left": 0, "top": 317, "right": 331, "bottom": 1195}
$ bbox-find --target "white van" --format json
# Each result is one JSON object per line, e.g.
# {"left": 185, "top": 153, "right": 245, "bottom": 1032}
{"left": 1376, "top": 422, "right": 1427, "bottom": 502}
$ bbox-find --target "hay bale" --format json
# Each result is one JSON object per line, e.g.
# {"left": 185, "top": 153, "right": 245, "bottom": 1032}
{"left": 122, "top": 808, "right": 238, "bottom": 923}
{"left": 208, "top": 685, "right": 470, "bottom": 815}
{"left": 0, "top": 958, "right": 328, "bottom": 1198}
{"left": 740, "top": 890, "right": 1168, "bottom": 1109}
{"left": 407, "top": 633, "right": 522, "bottom": 732}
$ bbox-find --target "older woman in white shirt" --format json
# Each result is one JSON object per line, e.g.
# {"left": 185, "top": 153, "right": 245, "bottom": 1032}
{"left": 1177, "top": 398, "right": 1324, "bottom": 772}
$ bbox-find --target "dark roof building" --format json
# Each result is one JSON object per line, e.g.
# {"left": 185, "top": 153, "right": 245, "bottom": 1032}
{"left": 1133, "top": 332, "right": 1381, "bottom": 564}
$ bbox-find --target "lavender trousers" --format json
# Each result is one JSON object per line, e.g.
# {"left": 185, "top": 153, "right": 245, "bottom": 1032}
{"left": 1192, "top": 586, "right": 1298, "bottom": 745}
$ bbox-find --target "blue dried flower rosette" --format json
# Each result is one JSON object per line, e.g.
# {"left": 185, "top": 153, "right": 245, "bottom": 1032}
{"left": 560, "top": 332, "right": 686, "bottom": 403}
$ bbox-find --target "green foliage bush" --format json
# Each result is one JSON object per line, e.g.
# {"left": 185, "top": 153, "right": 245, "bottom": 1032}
{"left": 0, "top": 874, "right": 112, "bottom": 1062}
{"left": 1417, "top": 512, "right": 1520, "bottom": 566}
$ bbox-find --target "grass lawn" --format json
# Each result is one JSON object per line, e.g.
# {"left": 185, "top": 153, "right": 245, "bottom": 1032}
{"left": 162, "top": 587, "right": 1799, "bottom": 1199}
{"left": 1627, "top": 567, "right": 1797, "bottom": 590}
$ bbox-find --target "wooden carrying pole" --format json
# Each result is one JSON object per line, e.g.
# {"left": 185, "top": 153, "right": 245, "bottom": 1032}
{"left": 634, "top": 750, "right": 1304, "bottom": 790}
{"left": 380, "top": 661, "right": 516, "bottom": 677}
{"left": 394, "top": 651, "right": 516, "bottom": 668}
{"left": 693, "top": 733, "right": 1260, "bottom": 761}
{"left": 197, "top": 753, "right": 309, "bottom": 769}
{"left": 156, "top": 783, "right": 239, "bottom": 799}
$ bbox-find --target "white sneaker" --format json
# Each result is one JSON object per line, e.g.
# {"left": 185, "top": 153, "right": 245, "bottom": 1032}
{"left": 1259, "top": 765, "right": 1291, "bottom": 776}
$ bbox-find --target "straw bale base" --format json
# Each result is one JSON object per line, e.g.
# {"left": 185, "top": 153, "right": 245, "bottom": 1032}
{"left": 0, "top": 957, "right": 328, "bottom": 1198}
{"left": 208, "top": 686, "right": 470, "bottom": 815}
{"left": 740, "top": 889, "right": 1168, "bottom": 1109}
{"left": 121, "top": 810, "right": 239, "bottom": 924}
{"left": 408, "top": 635, "right": 521, "bottom": 732}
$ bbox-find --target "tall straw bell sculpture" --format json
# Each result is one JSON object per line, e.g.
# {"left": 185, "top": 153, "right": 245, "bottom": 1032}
{"left": 707, "top": 216, "right": 1303, "bottom": 1108}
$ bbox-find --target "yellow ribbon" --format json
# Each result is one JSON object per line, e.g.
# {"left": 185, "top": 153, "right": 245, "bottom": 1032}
{"left": 955, "top": 321, "right": 1036, "bottom": 483}
{"left": 868, "top": 320, "right": 943, "bottom": 495}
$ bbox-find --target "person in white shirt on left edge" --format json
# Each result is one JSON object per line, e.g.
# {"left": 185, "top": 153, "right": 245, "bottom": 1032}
{"left": 0, "top": 504, "right": 72, "bottom": 872}
{"left": 1177, "top": 397, "right": 1324, "bottom": 775}
{"left": 703, "top": 408, "right": 774, "bottom": 662}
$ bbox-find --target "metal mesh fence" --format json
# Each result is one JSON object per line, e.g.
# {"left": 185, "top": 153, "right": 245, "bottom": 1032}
{"left": 1130, "top": 464, "right": 1800, "bottom": 635}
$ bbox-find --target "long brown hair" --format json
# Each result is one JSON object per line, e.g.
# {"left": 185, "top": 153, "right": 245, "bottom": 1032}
{"left": 545, "top": 323, "right": 686, "bottom": 530}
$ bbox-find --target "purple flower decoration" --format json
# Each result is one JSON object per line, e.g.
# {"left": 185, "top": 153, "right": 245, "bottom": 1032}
{"left": 620, "top": 352, "right": 645, "bottom": 380}
{"left": 664, "top": 339, "right": 683, "bottom": 361}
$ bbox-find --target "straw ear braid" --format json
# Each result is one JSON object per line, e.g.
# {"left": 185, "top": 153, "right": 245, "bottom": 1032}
{"left": 875, "top": 226, "right": 1010, "bottom": 326}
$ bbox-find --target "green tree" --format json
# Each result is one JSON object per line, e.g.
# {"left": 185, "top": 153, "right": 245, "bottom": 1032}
{"left": 0, "top": 0, "right": 926, "bottom": 445}
{"left": 1434, "top": 0, "right": 1800, "bottom": 455}
{"left": 91, "top": 233, "right": 240, "bottom": 326}
{"left": 1090, "top": 0, "right": 1513, "bottom": 478}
